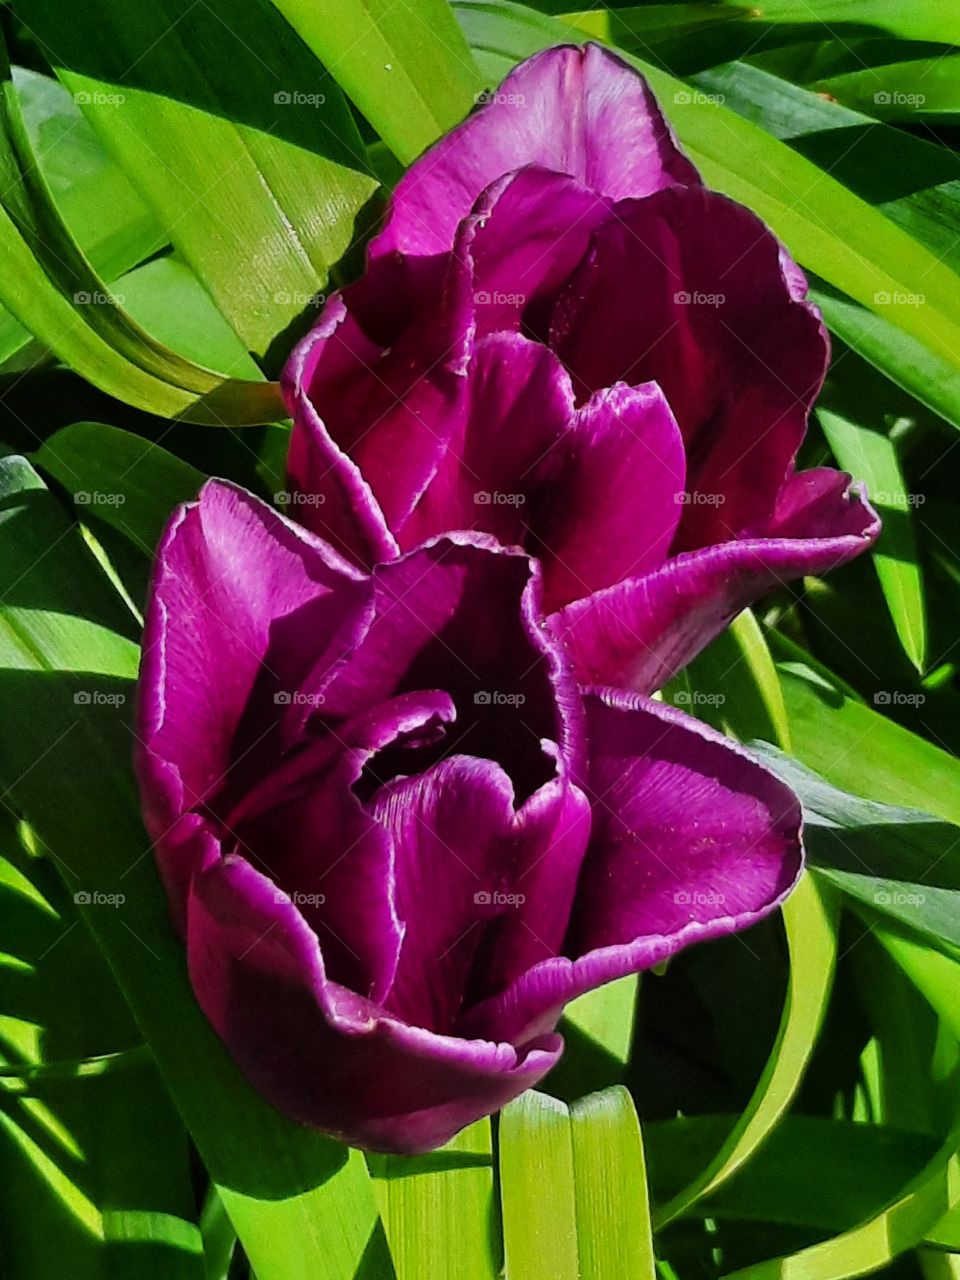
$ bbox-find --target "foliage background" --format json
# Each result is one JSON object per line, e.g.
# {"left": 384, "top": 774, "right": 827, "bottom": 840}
{"left": 0, "top": 1, "right": 958, "bottom": 1277}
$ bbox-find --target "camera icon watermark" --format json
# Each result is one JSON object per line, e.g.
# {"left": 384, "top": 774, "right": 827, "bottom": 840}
{"left": 474, "top": 690, "right": 526, "bottom": 708}
{"left": 474, "top": 889, "right": 526, "bottom": 906}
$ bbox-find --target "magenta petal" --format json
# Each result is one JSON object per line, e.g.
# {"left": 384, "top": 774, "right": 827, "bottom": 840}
{"left": 461, "top": 167, "right": 613, "bottom": 337}
{"left": 481, "top": 771, "right": 592, "bottom": 995}
{"left": 552, "top": 471, "right": 880, "bottom": 693}
{"left": 187, "top": 850, "right": 562, "bottom": 1153}
{"left": 135, "top": 480, "right": 370, "bottom": 911}
{"left": 224, "top": 693, "right": 455, "bottom": 1004}
{"left": 372, "top": 43, "right": 699, "bottom": 259}
{"left": 553, "top": 185, "right": 828, "bottom": 546}
{"left": 372, "top": 755, "right": 517, "bottom": 1031}
{"left": 535, "top": 381, "right": 686, "bottom": 612}
{"left": 398, "top": 332, "right": 575, "bottom": 550}
{"left": 283, "top": 253, "right": 473, "bottom": 566}
{"left": 458, "top": 689, "right": 801, "bottom": 1045}
{"left": 321, "top": 532, "right": 585, "bottom": 795}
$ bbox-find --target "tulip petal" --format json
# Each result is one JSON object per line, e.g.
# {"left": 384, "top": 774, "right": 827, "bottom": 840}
{"left": 480, "top": 771, "right": 593, "bottom": 995}
{"left": 460, "top": 166, "right": 613, "bottom": 337}
{"left": 283, "top": 252, "right": 473, "bottom": 566}
{"left": 552, "top": 185, "right": 828, "bottom": 547}
{"left": 224, "top": 692, "right": 456, "bottom": 1004}
{"left": 186, "top": 848, "right": 562, "bottom": 1153}
{"left": 458, "top": 689, "right": 801, "bottom": 1045}
{"left": 397, "top": 332, "right": 576, "bottom": 551}
{"left": 136, "top": 480, "right": 370, "bottom": 912}
{"left": 535, "top": 380, "right": 686, "bottom": 612}
{"left": 372, "top": 755, "right": 518, "bottom": 1031}
{"left": 320, "top": 532, "right": 585, "bottom": 797}
{"left": 372, "top": 43, "right": 699, "bottom": 260}
{"left": 551, "top": 471, "right": 880, "bottom": 693}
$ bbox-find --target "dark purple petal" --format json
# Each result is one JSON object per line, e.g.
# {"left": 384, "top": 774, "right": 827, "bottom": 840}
{"left": 283, "top": 253, "right": 473, "bottom": 567}
{"left": 223, "top": 693, "right": 456, "bottom": 1004}
{"left": 398, "top": 332, "right": 576, "bottom": 551}
{"left": 552, "top": 185, "right": 828, "bottom": 547}
{"left": 186, "top": 847, "right": 562, "bottom": 1154}
{"left": 372, "top": 754, "right": 518, "bottom": 1031}
{"left": 135, "top": 480, "right": 370, "bottom": 915}
{"left": 534, "top": 381, "right": 685, "bottom": 612}
{"left": 459, "top": 167, "right": 613, "bottom": 337}
{"left": 551, "top": 472, "right": 880, "bottom": 693}
{"left": 320, "top": 532, "right": 585, "bottom": 797}
{"left": 458, "top": 689, "right": 802, "bottom": 1045}
{"left": 372, "top": 43, "right": 699, "bottom": 260}
{"left": 477, "top": 769, "right": 592, "bottom": 996}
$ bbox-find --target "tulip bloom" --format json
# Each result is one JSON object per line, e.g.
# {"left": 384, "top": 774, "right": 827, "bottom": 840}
{"left": 137, "top": 481, "right": 802, "bottom": 1152}
{"left": 283, "top": 43, "right": 878, "bottom": 693}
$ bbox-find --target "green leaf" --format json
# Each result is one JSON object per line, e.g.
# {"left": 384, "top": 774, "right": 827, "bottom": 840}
{"left": 560, "top": 2, "right": 960, "bottom": 69}
{"left": 0, "top": 33, "right": 283, "bottom": 423}
{"left": 34, "top": 422, "right": 204, "bottom": 563}
{"left": 270, "top": 0, "right": 484, "bottom": 164}
{"left": 873, "top": 923, "right": 960, "bottom": 1042}
{"left": 646, "top": 1114, "right": 939, "bottom": 1233}
{"left": 0, "top": 453, "right": 389, "bottom": 1280}
{"left": 812, "top": 285, "right": 960, "bottom": 434}
{"left": 499, "top": 1092, "right": 580, "bottom": 1280}
{"left": 118, "top": 257, "right": 263, "bottom": 376}
{"left": 747, "top": 0, "right": 960, "bottom": 45}
{"left": 776, "top": 663, "right": 960, "bottom": 826}
{"left": 819, "top": 408, "right": 926, "bottom": 671}
{"left": 815, "top": 55, "right": 960, "bottom": 122}
{"left": 654, "top": 874, "right": 839, "bottom": 1225}
{"left": 0, "top": 817, "right": 203, "bottom": 1280}
{"left": 0, "top": 65, "right": 167, "bottom": 367}
{"left": 723, "top": 1116, "right": 960, "bottom": 1280}
{"left": 500, "top": 1088, "right": 656, "bottom": 1279}
{"left": 369, "top": 1122, "right": 499, "bottom": 1280}
{"left": 666, "top": 609, "right": 792, "bottom": 749}
{"left": 570, "top": 1088, "right": 656, "bottom": 1280}
{"left": 752, "top": 747, "right": 960, "bottom": 955}
{"left": 19, "top": 0, "right": 379, "bottom": 358}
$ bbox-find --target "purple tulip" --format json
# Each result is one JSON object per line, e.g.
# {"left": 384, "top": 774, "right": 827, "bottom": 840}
{"left": 137, "top": 480, "right": 802, "bottom": 1152}
{"left": 282, "top": 44, "right": 879, "bottom": 694}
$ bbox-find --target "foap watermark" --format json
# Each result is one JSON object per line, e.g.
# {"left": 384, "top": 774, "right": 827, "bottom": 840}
{"left": 874, "top": 90, "right": 926, "bottom": 108}
{"left": 675, "top": 489, "right": 726, "bottom": 507}
{"left": 474, "top": 490, "right": 525, "bottom": 507}
{"left": 475, "top": 90, "right": 526, "bottom": 107}
{"left": 675, "top": 890, "right": 726, "bottom": 907}
{"left": 75, "top": 490, "right": 125, "bottom": 507}
{"left": 475, "top": 691, "right": 526, "bottom": 708}
{"left": 674, "top": 690, "right": 726, "bottom": 708}
{"left": 75, "top": 90, "right": 125, "bottom": 107}
{"left": 274, "top": 290, "right": 326, "bottom": 308}
{"left": 474, "top": 890, "right": 526, "bottom": 907}
{"left": 74, "top": 889, "right": 126, "bottom": 907}
{"left": 874, "top": 690, "right": 926, "bottom": 707}
{"left": 673, "top": 89, "right": 725, "bottom": 107}
{"left": 274, "top": 691, "right": 326, "bottom": 707}
{"left": 274, "top": 90, "right": 326, "bottom": 107}
{"left": 74, "top": 289, "right": 125, "bottom": 306}
{"left": 274, "top": 889, "right": 326, "bottom": 907}
{"left": 874, "top": 290, "right": 925, "bottom": 307}
{"left": 474, "top": 290, "right": 526, "bottom": 307}
{"left": 275, "top": 490, "right": 326, "bottom": 508}
{"left": 74, "top": 690, "right": 126, "bottom": 707}
{"left": 871, "top": 490, "right": 926, "bottom": 507}
{"left": 874, "top": 888, "right": 926, "bottom": 907}
{"left": 674, "top": 290, "right": 725, "bottom": 308}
